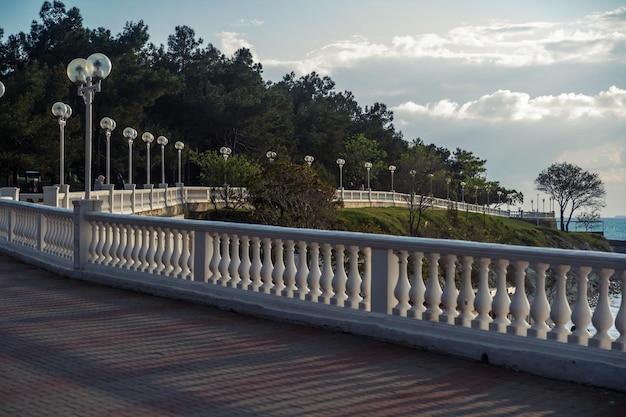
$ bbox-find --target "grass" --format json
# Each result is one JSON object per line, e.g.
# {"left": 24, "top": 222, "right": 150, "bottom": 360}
{"left": 335, "top": 206, "right": 613, "bottom": 252}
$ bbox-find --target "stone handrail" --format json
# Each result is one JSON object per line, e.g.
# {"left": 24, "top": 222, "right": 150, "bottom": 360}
{"left": 0, "top": 197, "right": 623, "bottom": 391}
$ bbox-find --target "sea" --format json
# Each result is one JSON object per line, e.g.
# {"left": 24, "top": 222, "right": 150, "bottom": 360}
{"left": 558, "top": 216, "right": 626, "bottom": 240}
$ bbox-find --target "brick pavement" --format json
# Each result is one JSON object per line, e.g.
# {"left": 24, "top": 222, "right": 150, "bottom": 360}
{"left": 1, "top": 252, "right": 625, "bottom": 417}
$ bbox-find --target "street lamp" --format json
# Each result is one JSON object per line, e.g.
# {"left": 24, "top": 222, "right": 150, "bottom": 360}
{"left": 99, "top": 117, "right": 116, "bottom": 185}
{"left": 266, "top": 150, "right": 276, "bottom": 162}
{"left": 364, "top": 162, "right": 372, "bottom": 191}
{"left": 388, "top": 165, "right": 396, "bottom": 192}
{"left": 66, "top": 52, "right": 112, "bottom": 199}
{"left": 304, "top": 155, "right": 314, "bottom": 166}
{"left": 460, "top": 181, "right": 466, "bottom": 203}
{"left": 474, "top": 185, "right": 479, "bottom": 206}
{"left": 157, "top": 135, "right": 168, "bottom": 186}
{"left": 446, "top": 178, "right": 451, "bottom": 200}
{"left": 409, "top": 169, "right": 416, "bottom": 198}
{"left": 220, "top": 146, "right": 232, "bottom": 186}
{"left": 220, "top": 146, "right": 232, "bottom": 161}
{"left": 51, "top": 102, "right": 72, "bottom": 185}
{"left": 0, "top": 81, "right": 5, "bottom": 99}
{"left": 141, "top": 132, "right": 154, "bottom": 187}
{"left": 175, "top": 141, "right": 184, "bottom": 184}
{"left": 123, "top": 127, "right": 137, "bottom": 186}
{"left": 428, "top": 173, "right": 434, "bottom": 196}
{"left": 336, "top": 158, "right": 345, "bottom": 190}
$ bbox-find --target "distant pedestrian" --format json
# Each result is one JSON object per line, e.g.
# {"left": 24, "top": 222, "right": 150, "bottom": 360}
{"left": 94, "top": 175, "right": 105, "bottom": 191}
{"left": 114, "top": 173, "right": 125, "bottom": 190}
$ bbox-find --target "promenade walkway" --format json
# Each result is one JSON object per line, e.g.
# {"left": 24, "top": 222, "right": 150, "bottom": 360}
{"left": 1, "top": 252, "right": 625, "bottom": 417}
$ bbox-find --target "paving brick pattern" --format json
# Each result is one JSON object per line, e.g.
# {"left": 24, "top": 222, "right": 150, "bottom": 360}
{"left": 1, "top": 252, "right": 625, "bottom": 416}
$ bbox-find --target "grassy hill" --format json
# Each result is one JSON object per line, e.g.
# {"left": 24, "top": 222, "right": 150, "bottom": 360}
{"left": 336, "top": 207, "right": 612, "bottom": 252}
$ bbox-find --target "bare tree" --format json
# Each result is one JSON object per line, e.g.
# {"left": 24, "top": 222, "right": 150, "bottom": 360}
{"left": 535, "top": 162, "right": 606, "bottom": 232}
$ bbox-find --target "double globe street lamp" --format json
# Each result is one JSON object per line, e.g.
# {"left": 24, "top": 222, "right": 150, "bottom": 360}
{"left": 157, "top": 135, "right": 168, "bottom": 187}
{"left": 66, "top": 53, "right": 112, "bottom": 199}
{"left": 304, "top": 155, "right": 314, "bottom": 166}
{"left": 175, "top": 141, "right": 184, "bottom": 184}
{"left": 123, "top": 127, "right": 138, "bottom": 187}
{"left": 51, "top": 102, "right": 72, "bottom": 185}
{"left": 364, "top": 162, "right": 372, "bottom": 191}
{"left": 141, "top": 132, "right": 154, "bottom": 188}
{"left": 100, "top": 117, "right": 116, "bottom": 185}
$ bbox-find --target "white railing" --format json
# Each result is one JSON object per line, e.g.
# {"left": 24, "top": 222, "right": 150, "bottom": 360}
{"left": 0, "top": 196, "right": 623, "bottom": 390}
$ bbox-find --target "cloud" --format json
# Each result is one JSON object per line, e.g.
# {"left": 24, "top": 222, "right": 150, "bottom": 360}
{"left": 392, "top": 86, "right": 626, "bottom": 122}
{"left": 556, "top": 143, "right": 625, "bottom": 183}
{"left": 217, "top": 31, "right": 259, "bottom": 60}
{"left": 230, "top": 18, "right": 264, "bottom": 27}
{"left": 262, "top": 7, "right": 626, "bottom": 75}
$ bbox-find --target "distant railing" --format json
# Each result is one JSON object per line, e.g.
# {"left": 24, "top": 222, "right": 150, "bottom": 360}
{"left": 0, "top": 197, "right": 623, "bottom": 391}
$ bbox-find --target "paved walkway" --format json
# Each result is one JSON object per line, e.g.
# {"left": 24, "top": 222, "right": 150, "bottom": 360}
{"left": 1, "top": 253, "right": 625, "bottom": 416}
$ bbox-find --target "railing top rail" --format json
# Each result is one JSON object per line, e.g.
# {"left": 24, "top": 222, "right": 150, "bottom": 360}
{"left": 87, "top": 210, "right": 626, "bottom": 270}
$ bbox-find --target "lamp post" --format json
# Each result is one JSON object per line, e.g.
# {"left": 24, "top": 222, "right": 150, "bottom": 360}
{"left": 497, "top": 190, "right": 503, "bottom": 206}
{"left": 266, "top": 151, "right": 276, "bottom": 162}
{"left": 460, "top": 181, "right": 466, "bottom": 204}
{"left": 304, "top": 155, "right": 314, "bottom": 166}
{"left": 175, "top": 141, "right": 184, "bottom": 184}
{"left": 123, "top": 127, "right": 137, "bottom": 186}
{"left": 157, "top": 135, "right": 168, "bottom": 187}
{"left": 99, "top": 117, "right": 116, "bottom": 185}
{"left": 52, "top": 102, "right": 72, "bottom": 185}
{"left": 142, "top": 132, "right": 154, "bottom": 187}
{"left": 0, "top": 81, "right": 5, "bottom": 99}
{"left": 220, "top": 146, "right": 232, "bottom": 186}
{"left": 409, "top": 169, "right": 416, "bottom": 199}
{"left": 388, "top": 165, "right": 396, "bottom": 192}
{"left": 336, "top": 158, "right": 345, "bottom": 189}
{"left": 446, "top": 178, "right": 451, "bottom": 200}
{"left": 364, "top": 162, "right": 372, "bottom": 191}
{"left": 66, "top": 53, "right": 112, "bottom": 199}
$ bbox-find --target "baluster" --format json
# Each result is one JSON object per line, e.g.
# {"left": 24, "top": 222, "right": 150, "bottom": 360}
{"left": 331, "top": 244, "right": 348, "bottom": 306}
{"left": 137, "top": 226, "right": 150, "bottom": 271}
{"left": 358, "top": 247, "right": 372, "bottom": 311}
{"left": 170, "top": 230, "right": 183, "bottom": 278}
{"left": 548, "top": 264, "right": 572, "bottom": 342}
{"left": 295, "top": 241, "right": 309, "bottom": 300}
{"left": 179, "top": 230, "right": 191, "bottom": 279}
{"left": 440, "top": 254, "right": 459, "bottom": 324}
{"left": 319, "top": 243, "right": 334, "bottom": 304}
{"left": 423, "top": 253, "right": 442, "bottom": 321}
{"left": 114, "top": 223, "right": 126, "bottom": 268}
{"left": 570, "top": 266, "right": 593, "bottom": 346}
{"left": 228, "top": 234, "right": 241, "bottom": 288}
{"left": 163, "top": 229, "right": 176, "bottom": 276}
{"left": 346, "top": 245, "right": 362, "bottom": 309}
{"left": 88, "top": 221, "right": 99, "bottom": 263}
{"left": 306, "top": 242, "right": 322, "bottom": 302}
{"left": 123, "top": 225, "right": 136, "bottom": 270}
{"left": 238, "top": 236, "right": 252, "bottom": 289}
{"left": 100, "top": 222, "right": 112, "bottom": 265}
{"left": 612, "top": 270, "right": 626, "bottom": 351}
{"left": 145, "top": 226, "right": 159, "bottom": 273}
{"left": 490, "top": 259, "right": 510, "bottom": 332}
{"left": 407, "top": 251, "right": 426, "bottom": 318}
{"left": 528, "top": 262, "right": 551, "bottom": 339}
{"left": 508, "top": 260, "right": 530, "bottom": 335}
{"left": 153, "top": 228, "right": 166, "bottom": 274}
{"left": 472, "top": 257, "right": 493, "bottom": 330}
{"left": 218, "top": 233, "right": 231, "bottom": 286}
{"left": 590, "top": 268, "right": 615, "bottom": 349}
{"left": 283, "top": 240, "right": 297, "bottom": 297}
{"left": 392, "top": 250, "right": 410, "bottom": 316}
{"left": 249, "top": 236, "right": 262, "bottom": 291}
{"left": 271, "top": 239, "right": 286, "bottom": 295}
{"left": 260, "top": 237, "right": 274, "bottom": 294}
{"left": 208, "top": 233, "right": 221, "bottom": 284}
{"left": 456, "top": 256, "right": 475, "bottom": 327}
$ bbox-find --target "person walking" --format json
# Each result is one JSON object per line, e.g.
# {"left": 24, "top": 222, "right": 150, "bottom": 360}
{"left": 114, "top": 173, "right": 125, "bottom": 190}
{"left": 94, "top": 175, "right": 105, "bottom": 191}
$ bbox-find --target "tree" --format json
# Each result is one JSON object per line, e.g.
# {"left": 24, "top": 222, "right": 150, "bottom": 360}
{"left": 535, "top": 162, "right": 606, "bottom": 232}
{"left": 247, "top": 161, "right": 338, "bottom": 229}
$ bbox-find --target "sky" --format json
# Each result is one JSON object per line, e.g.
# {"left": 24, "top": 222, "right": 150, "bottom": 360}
{"left": 2, "top": 0, "right": 626, "bottom": 216}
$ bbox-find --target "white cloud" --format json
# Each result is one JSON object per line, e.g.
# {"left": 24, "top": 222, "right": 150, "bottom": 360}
{"left": 392, "top": 86, "right": 626, "bottom": 122}
{"left": 556, "top": 143, "right": 625, "bottom": 183}
{"left": 231, "top": 18, "right": 264, "bottom": 27}
{"left": 217, "top": 31, "right": 259, "bottom": 60}
{"left": 262, "top": 7, "right": 626, "bottom": 75}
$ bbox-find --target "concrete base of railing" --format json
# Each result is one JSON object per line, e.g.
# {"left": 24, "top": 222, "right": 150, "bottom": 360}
{"left": 36, "top": 260, "right": 624, "bottom": 394}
